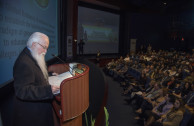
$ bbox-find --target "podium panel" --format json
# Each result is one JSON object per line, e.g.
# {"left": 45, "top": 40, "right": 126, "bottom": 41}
{"left": 48, "top": 63, "right": 89, "bottom": 126}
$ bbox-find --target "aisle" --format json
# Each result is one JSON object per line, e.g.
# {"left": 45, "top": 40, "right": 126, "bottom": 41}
{"left": 105, "top": 75, "right": 138, "bottom": 126}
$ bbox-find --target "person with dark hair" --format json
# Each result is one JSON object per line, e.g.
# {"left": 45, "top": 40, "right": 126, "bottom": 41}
{"left": 160, "top": 71, "right": 171, "bottom": 86}
{"left": 151, "top": 98, "right": 184, "bottom": 126}
{"left": 134, "top": 88, "right": 169, "bottom": 120}
{"left": 183, "top": 71, "right": 194, "bottom": 83}
{"left": 181, "top": 83, "right": 194, "bottom": 126}
{"left": 184, "top": 83, "right": 194, "bottom": 106}
{"left": 173, "top": 82, "right": 191, "bottom": 99}
{"left": 166, "top": 76, "right": 177, "bottom": 90}
{"left": 144, "top": 94, "right": 175, "bottom": 126}
{"left": 13, "top": 32, "right": 60, "bottom": 126}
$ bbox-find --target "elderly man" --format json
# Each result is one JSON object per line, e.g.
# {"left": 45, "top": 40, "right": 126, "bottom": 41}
{"left": 13, "top": 32, "right": 60, "bottom": 126}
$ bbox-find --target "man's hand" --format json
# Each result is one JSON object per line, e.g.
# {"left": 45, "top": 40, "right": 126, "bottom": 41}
{"left": 52, "top": 72, "right": 58, "bottom": 76}
{"left": 51, "top": 85, "right": 60, "bottom": 94}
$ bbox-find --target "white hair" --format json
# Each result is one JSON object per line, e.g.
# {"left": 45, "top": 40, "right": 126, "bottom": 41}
{"left": 28, "top": 32, "right": 49, "bottom": 80}
{"left": 31, "top": 49, "right": 48, "bottom": 80}
{"left": 27, "top": 32, "right": 49, "bottom": 48}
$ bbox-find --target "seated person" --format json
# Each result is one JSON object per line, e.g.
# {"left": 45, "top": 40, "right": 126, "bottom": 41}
{"left": 124, "top": 54, "right": 130, "bottom": 63}
{"left": 123, "top": 79, "right": 155, "bottom": 97}
{"left": 108, "top": 60, "right": 118, "bottom": 76}
{"left": 175, "top": 68, "right": 184, "bottom": 80}
{"left": 171, "top": 82, "right": 181, "bottom": 95}
{"left": 183, "top": 71, "right": 194, "bottom": 84}
{"left": 143, "top": 94, "right": 175, "bottom": 126}
{"left": 106, "top": 59, "right": 115, "bottom": 69}
{"left": 114, "top": 62, "right": 129, "bottom": 82}
{"left": 160, "top": 71, "right": 171, "bottom": 86}
{"left": 104, "top": 59, "right": 115, "bottom": 74}
{"left": 135, "top": 88, "right": 169, "bottom": 115}
{"left": 129, "top": 82, "right": 162, "bottom": 109}
{"left": 184, "top": 83, "right": 194, "bottom": 106}
{"left": 150, "top": 98, "right": 184, "bottom": 126}
{"left": 181, "top": 83, "right": 194, "bottom": 126}
{"left": 168, "top": 66, "right": 177, "bottom": 77}
{"left": 173, "top": 82, "right": 191, "bottom": 99}
{"left": 164, "top": 76, "right": 177, "bottom": 90}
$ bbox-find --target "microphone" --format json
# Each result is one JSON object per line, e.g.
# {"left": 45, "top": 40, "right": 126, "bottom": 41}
{"left": 51, "top": 54, "right": 75, "bottom": 76}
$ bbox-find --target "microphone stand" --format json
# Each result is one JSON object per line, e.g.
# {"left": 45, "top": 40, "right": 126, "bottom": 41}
{"left": 52, "top": 54, "right": 75, "bottom": 76}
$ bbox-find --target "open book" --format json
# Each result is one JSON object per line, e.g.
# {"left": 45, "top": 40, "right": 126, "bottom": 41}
{"left": 48, "top": 71, "right": 73, "bottom": 94}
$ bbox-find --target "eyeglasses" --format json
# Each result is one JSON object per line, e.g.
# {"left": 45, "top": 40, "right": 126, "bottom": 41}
{"left": 36, "top": 42, "right": 48, "bottom": 50}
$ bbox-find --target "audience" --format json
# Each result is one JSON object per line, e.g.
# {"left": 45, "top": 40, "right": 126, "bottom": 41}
{"left": 104, "top": 48, "right": 194, "bottom": 126}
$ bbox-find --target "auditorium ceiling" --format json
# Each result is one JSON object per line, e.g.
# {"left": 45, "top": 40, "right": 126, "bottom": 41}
{"left": 96, "top": 0, "right": 192, "bottom": 13}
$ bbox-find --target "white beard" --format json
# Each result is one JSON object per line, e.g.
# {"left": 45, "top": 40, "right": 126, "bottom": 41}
{"left": 31, "top": 49, "right": 48, "bottom": 80}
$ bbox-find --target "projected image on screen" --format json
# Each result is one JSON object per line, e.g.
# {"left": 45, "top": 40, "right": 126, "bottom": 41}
{"left": 0, "top": 0, "right": 58, "bottom": 86}
{"left": 78, "top": 6, "right": 119, "bottom": 54}
{"left": 82, "top": 25, "right": 118, "bottom": 43}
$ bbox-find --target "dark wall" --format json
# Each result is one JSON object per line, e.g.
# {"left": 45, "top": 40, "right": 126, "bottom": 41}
{"left": 128, "top": 12, "right": 169, "bottom": 51}
{"left": 119, "top": 0, "right": 194, "bottom": 53}
{"left": 119, "top": 11, "right": 130, "bottom": 56}
{"left": 182, "top": 1, "right": 194, "bottom": 51}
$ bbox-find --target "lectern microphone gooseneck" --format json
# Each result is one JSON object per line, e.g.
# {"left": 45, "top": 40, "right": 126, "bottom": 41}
{"left": 51, "top": 54, "right": 74, "bottom": 76}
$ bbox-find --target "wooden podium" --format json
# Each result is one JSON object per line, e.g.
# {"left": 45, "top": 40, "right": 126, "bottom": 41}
{"left": 48, "top": 63, "right": 89, "bottom": 126}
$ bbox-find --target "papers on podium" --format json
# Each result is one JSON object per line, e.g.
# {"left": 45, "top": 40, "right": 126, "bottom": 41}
{"left": 48, "top": 71, "right": 73, "bottom": 94}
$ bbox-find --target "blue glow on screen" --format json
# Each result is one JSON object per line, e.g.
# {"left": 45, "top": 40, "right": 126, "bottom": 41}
{"left": 0, "top": 0, "right": 59, "bottom": 86}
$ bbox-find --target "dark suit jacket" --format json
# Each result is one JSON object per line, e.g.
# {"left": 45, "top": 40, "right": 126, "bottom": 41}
{"left": 13, "top": 47, "right": 54, "bottom": 126}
